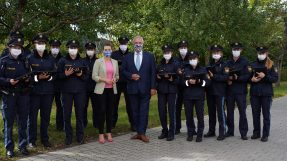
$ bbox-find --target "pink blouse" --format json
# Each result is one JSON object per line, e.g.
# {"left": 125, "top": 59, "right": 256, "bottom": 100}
{"left": 105, "top": 60, "right": 114, "bottom": 88}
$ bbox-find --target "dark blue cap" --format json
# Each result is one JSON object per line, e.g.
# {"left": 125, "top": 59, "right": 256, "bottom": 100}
{"left": 118, "top": 37, "right": 129, "bottom": 44}
{"left": 66, "top": 40, "right": 80, "bottom": 48}
{"left": 9, "top": 31, "right": 24, "bottom": 39}
{"left": 49, "top": 39, "right": 61, "bottom": 46}
{"left": 177, "top": 40, "right": 188, "bottom": 48}
{"left": 161, "top": 44, "right": 173, "bottom": 52}
{"left": 210, "top": 44, "right": 223, "bottom": 51}
{"left": 85, "top": 42, "right": 96, "bottom": 49}
{"left": 32, "top": 34, "right": 48, "bottom": 43}
{"left": 8, "top": 38, "right": 24, "bottom": 47}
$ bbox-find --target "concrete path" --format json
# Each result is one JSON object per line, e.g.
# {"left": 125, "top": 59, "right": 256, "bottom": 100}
{"left": 18, "top": 97, "right": 287, "bottom": 161}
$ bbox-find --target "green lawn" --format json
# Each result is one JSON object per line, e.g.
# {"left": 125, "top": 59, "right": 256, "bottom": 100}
{"left": 0, "top": 82, "right": 287, "bottom": 160}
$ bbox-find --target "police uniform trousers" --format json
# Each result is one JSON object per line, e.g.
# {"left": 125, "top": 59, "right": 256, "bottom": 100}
{"left": 2, "top": 92, "right": 29, "bottom": 151}
{"left": 206, "top": 93, "right": 227, "bottom": 136}
{"left": 226, "top": 94, "right": 248, "bottom": 136}
{"left": 251, "top": 95, "right": 272, "bottom": 137}
{"left": 84, "top": 91, "right": 97, "bottom": 128}
{"left": 28, "top": 94, "right": 54, "bottom": 144}
{"left": 158, "top": 93, "right": 176, "bottom": 135}
{"left": 54, "top": 92, "right": 64, "bottom": 130}
{"left": 62, "top": 92, "right": 86, "bottom": 141}
{"left": 184, "top": 99, "right": 204, "bottom": 136}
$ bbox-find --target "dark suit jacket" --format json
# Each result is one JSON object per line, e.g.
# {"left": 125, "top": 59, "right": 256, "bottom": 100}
{"left": 122, "top": 51, "right": 156, "bottom": 94}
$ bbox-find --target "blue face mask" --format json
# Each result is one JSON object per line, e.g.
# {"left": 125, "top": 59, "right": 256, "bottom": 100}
{"left": 103, "top": 51, "right": 112, "bottom": 57}
{"left": 134, "top": 44, "right": 143, "bottom": 52}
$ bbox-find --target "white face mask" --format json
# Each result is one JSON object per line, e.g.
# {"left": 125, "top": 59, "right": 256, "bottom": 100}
{"left": 120, "top": 45, "right": 128, "bottom": 52}
{"left": 189, "top": 59, "right": 198, "bottom": 67}
{"left": 212, "top": 54, "right": 221, "bottom": 60}
{"left": 163, "top": 53, "right": 172, "bottom": 60}
{"left": 36, "top": 44, "right": 46, "bottom": 52}
{"left": 10, "top": 48, "right": 22, "bottom": 57}
{"left": 258, "top": 54, "right": 267, "bottom": 61}
{"left": 69, "top": 48, "right": 78, "bottom": 56}
{"left": 51, "top": 48, "right": 60, "bottom": 56}
{"left": 232, "top": 50, "right": 241, "bottom": 58}
{"left": 86, "top": 50, "right": 95, "bottom": 57}
{"left": 179, "top": 49, "right": 188, "bottom": 57}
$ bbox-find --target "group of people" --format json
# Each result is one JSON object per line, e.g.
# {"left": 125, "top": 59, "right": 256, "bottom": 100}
{"left": 0, "top": 31, "right": 278, "bottom": 158}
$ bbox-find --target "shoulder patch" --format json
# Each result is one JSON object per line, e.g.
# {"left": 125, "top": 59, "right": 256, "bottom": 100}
{"left": 248, "top": 66, "right": 253, "bottom": 73}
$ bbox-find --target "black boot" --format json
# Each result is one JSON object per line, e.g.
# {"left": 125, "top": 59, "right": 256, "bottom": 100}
{"left": 19, "top": 147, "right": 29, "bottom": 156}
{"left": 158, "top": 132, "right": 168, "bottom": 139}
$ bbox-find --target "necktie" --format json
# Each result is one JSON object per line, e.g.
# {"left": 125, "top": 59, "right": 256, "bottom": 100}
{"left": 136, "top": 53, "right": 141, "bottom": 71}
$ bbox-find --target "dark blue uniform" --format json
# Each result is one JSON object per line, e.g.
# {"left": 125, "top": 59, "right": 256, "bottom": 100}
{"left": 0, "top": 54, "right": 30, "bottom": 153}
{"left": 57, "top": 54, "right": 88, "bottom": 144}
{"left": 51, "top": 53, "right": 64, "bottom": 131}
{"left": 249, "top": 58, "right": 278, "bottom": 139}
{"left": 182, "top": 65, "right": 210, "bottom": 140}
{"left": 111, "top": 49, "right": 134, "bottom": 129}
{"left": 83, "top": 55, "right": 97, "bottom": 128}
{"left": 226, "top": 56, "right": 249, "bottom": 137}
{"left": 206, "top": 59, "right": 229, "bottom": 138}
{"left": 27, "top": 50, "right": 56, "bottom": 146}
{"left": 156, "top": 58, "right": 178, "bottom": 139}
{"left": 174, "top": 55, "right": 196, "bottom": 134}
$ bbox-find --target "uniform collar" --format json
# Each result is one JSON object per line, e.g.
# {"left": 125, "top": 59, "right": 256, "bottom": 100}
{"left": 66, "top": 54, "right": 81, "bottom": 60}
{"left": 161, "top": 57, "right": 174, "bottom": 64}
{"left": 33, "top": 49, "right": 49, "bottom": 58}
{"left": 119, "top": 48, "right": 129, "bottom": 55}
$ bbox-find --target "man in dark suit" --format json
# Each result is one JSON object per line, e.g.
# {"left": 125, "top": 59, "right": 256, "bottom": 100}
{"left": 122, "top": 36, "right": 156, "bottom": 143}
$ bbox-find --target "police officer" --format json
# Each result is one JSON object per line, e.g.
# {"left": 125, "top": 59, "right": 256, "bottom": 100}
{"left": 1, "top": 31, "right": 31, "bottom": 58}
{"left": 225, "top": 42, "right": 249, "bottom": 140}
{"left": 83, "top": 42, "right": 97, "bottom": 128}
{"left": 204, "top": 44, "right": 229, "bottom": 141}
{"left": 49, "top": 39, "right": 64, "bottom": 131}
{"left": 182, "top": 52, "right": 210, "bottom": 142}
{"left": 249, "top": 46, "right": 278, "bottom": 142}
{"left": 111, "top": 37, "right": 134, "bottom": 130}
{"left": 0, "top": 38, "right": 30, "bottom": 157}
{"left": 27, "top": 34, "right": 56, "bottom": 148}
{"left": 156, "top": 44, "right": 178, "bottom": 141}
{"left": 57, "top": 40, "right": 88, "bottom": 145}
{"left": 175, "top": 40, "right": 196, "bottom": 135}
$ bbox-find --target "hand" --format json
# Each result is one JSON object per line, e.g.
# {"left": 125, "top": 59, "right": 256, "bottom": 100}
{"left": 177, "top": 69, "right": 183, "bottom": 75}
{"left": 168, "top": 76, "right": 173, "bottom": 82}
{"left": 208, "top": 70, "right": 214, "bottom": 78}
{"left": 10, "top": 79, "right": 19, "bottom": 85}
{"left": 157, "top": 74, "right": 161, "bottom": 79}
{"left": 164, "top": 74, "right": 169, "bottom": 78}
{"left": 131, "top": 74, "right": 140, "bottom": 81}
{"left": 38, "top": 73, "right": 50, "bottom": 80}
{"left": 105, "top": 79, "right": 113, "bottom": 84}
{"left": 65, "top": 67, "right": 74, "bottom": 76}
{"left": 251, "top": 76, "right": 261, "bottom": 83}
{"left": 188, "top": 79, "right": 196, "bottom": 84}
{"left": 229, "top": 76, "right": 234, "bottom": 80}
{"left": 256, "top": 72, "right": 265, "bottom": 79}
{"left": 112, "top": 78, "right": 117, "bottom": 84}
{"left": 228, "top": 80, "right": 233, "bottom": 85}
{"left": 151, "top": 89, "right": 157, "bottom": 96}
{"left": 76, "top": 70, "right": 82, "bottom": 77}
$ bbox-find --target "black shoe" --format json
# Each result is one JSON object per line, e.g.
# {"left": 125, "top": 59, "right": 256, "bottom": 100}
{"left": 217, "top": 135, "right": 225, "bottom": 141}
{"left": 175, "top": 129, "right": 181, "bottom": 135}
{"left": 261, "top": 136, "right": 268, "bottom": 142}
{"left": 42, "top": 141, "right": 52, "bottom": 148}
{"left": 224, "top": 133, "right": 234, "bottom": 137}
{"left": 251, "top": 134, "right": 260, "bottom": 140}
{"left": 166, "top": 135, "right": 174, "bottom": 141}
{"left": 204, "top": 131, "right": 216, "bottom": 138}
{"left": 65, "top": 138, "right": 72, "bottom": 145}
{"left": 196, "top": 136, "right": 202, "bottom": 142}
{"left": 6, "top": 150, "right": 14, "bottom": 158}
{"left": 241, "top": 136, "right": 248, "bottom": 140}
{"left": 158, "top": 133, "right": 168, "bottom": 139}
{"left": 19, "top": 147, "right": 29, "bottom": 156}
{"left": 186, "top": 135, "right": 193, "bottom": 142}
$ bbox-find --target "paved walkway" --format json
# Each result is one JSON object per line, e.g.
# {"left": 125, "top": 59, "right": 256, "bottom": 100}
{"left": 19, "top": 97, "right": 287, "bottom": 161}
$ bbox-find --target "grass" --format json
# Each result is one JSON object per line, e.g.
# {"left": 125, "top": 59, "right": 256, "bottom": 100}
{"left": 0, "top": 82, "right": 287, "bottom": 160}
